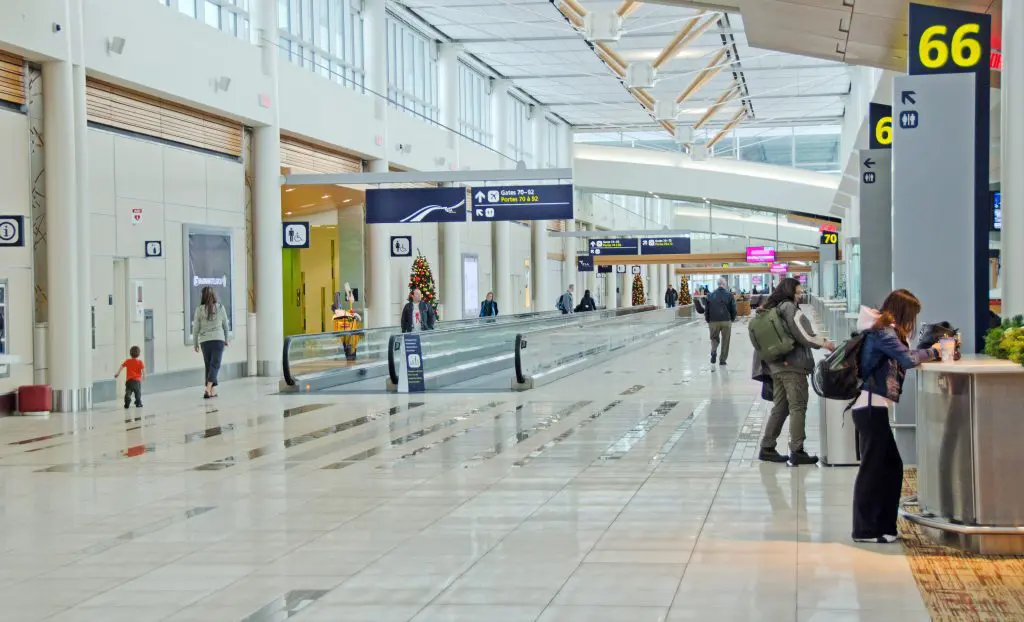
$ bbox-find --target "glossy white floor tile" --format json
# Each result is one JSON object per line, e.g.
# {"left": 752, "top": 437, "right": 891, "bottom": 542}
{"left": 0, "top": 317, "right": 930, "bottom": 622}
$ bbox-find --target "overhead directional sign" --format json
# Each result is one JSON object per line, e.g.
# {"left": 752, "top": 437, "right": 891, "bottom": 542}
{"left": 470, "top": 184, "right": 573, "bottom": 221}
{"left": 869, "top": 102, "right": 893, "bottom": 149}
{"left": 639, "top": 237, "right": 691, "bottom": 255}
{"left": 366, "top": 187, "right": 467, "bottom": 224}
{"left": 589, "top": 238, "right": 639, "bottom": 256}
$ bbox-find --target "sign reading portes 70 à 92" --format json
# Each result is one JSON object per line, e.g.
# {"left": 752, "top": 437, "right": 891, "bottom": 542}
{"left": 470, "top": 184, "right": 573, "bottom": 221}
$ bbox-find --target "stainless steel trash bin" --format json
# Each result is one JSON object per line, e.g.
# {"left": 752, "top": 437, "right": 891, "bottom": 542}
{"left": 819, "top": 397, "right": 859, "bottom": 466}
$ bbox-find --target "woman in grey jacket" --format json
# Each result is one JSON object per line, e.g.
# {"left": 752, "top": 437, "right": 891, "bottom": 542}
{"left": 754, "top": 278, "right": 833, "bottom": 465}
{"left": 192, "top": 286, "right": 229, "bottom": 399}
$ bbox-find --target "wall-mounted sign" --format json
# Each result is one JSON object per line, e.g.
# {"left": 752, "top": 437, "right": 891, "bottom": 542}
{"left": 391, "top": 235, "right": 412, "bottom": 257}
{"left": 0, "top": 215, "right": 25, "bottom": 247}
{"left": 131, "top": 207, "right": 143, "bottom": 225}
{"left": 631, "top": 266, "right": 641, "bottom": 274}
{"left": 993, "top": 191, "right": 1001, "bottom": 231}
{"left": 470, "top": 184, "right": 573, "bottom": 221}
{"left": 366, "top": 187, "right": 467, "bottom": 224}
{"left": 144, "top": 241, "right": 163, "bottom": 258}
{"left": 639, "top": 237, "right": 691, "bottom": 255}
{"left": 615, "top": 264, "right": 627, "bottom": 274}
{"left": 745, "top": 246, "right": 776, "bottom": 263}
{"left": 282, "top": 222, "right": 310, "bottom": 248}
{"left": 576, "top": 255, "right": 594, "bottom": 272}
{"left": 589, "top": 238, "right": 639, "bottom": 256}
{"left": 597, "top": 265, "right": 613, "bottom": 274}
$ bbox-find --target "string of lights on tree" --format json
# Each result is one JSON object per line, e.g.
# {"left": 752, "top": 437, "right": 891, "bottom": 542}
{"left": 408, "top": 252, "right": 439, "bottom": 314}
{"left": 679, "top": 276, "right": 692, "bottom": 306}
{"left": 632, "top": 273, "right": 645, "bottom": 306}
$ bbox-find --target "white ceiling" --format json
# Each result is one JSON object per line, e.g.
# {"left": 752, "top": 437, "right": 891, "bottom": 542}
{"left": 399, "top": 0, "right": 851, "bottom": 136}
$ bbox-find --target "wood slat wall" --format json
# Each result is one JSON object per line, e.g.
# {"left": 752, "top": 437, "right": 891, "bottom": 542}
{"left": 86, "top": 79, "right": 242, "bottom": 157}
{"left": 0, "top": 52, "right": 25, "bottom": 106}
{"left": 281, "top": 135, "right": 362, "bottom": 174}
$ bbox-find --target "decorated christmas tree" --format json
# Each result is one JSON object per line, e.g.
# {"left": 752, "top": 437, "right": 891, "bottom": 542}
{"left": 408, "top": 253, "right": 439, "bottom": 315}
{"left": 679, "top": 276, "right": 692, "bottom": 305}
{"left": 632, "top": 273, "right": 645, "bottom": 306}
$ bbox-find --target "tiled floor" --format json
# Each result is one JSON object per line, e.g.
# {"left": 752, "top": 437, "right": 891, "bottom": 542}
{"left": 0, "top": 320, "right": 929, "bottom": 622}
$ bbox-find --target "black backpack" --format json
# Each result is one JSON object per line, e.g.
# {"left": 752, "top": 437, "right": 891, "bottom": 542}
{"left": 812, "top": 332, "right": 870, "bottom": 401}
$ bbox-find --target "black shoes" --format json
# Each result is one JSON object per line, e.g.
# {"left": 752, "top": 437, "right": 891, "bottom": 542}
{"left": 853, "top": 534, "right": 899, "bottom": 544}
{"left": 788, "top": 450, "right": 820, "bottom": 466}
{"left": 710, "top": 351, "right": 717, "bottom": 364}
{"left": 758, "top": 448, "right": 789, "bottom": 463}
{"left": 719, "top": 361, "right": 727, "bottom": 366}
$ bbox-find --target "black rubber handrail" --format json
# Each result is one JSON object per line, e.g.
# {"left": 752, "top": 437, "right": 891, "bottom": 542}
{"left": 387, "top": 335, "right": 400, "bottom": 386}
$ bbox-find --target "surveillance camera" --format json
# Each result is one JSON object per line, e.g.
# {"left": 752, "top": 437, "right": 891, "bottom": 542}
{"left": 53, "top": 23, "right": 62, "bottom": 33}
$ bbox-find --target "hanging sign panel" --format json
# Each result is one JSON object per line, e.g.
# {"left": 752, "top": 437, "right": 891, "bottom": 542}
{"left": 365, "top": 187, "right": 467, "bottom": 224}
{"left": 588, "top": 238, "right": 639, "bottom": 256}
{"left": 576, "top": 255, "right": 594, "bottom": 272}
{"left": 869, "top": 103, "right": 893, "bottom": 150}
{"left": 470, "top": 184, "right": 573, "bottom": 221}
{"left": 639, "top": 237, "right": 691, "bottom": 255}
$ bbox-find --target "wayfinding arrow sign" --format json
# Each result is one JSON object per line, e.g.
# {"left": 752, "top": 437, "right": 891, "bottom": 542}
{"left": 901, "top": 90, "right": 917, "bottom": 105}
{"left": 864, "top": 158, "right": 875, "bottom": 169}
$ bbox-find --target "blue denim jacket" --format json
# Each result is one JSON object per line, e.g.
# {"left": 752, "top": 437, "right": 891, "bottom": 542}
{"left": 858, "top": 327, "right": 938, "bottom": 402}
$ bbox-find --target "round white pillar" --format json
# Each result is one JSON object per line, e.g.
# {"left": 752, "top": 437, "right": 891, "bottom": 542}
{"left": 491, "top": 79, "right": 510, "bottom": 167}
{"left": 71, "top": 0, "right": 92, "bottom": 407}
{"left": 1003, "top": 0, "right": 1024, "bottom": 317}
{"left": 365, "top": 159, "right": 392, "bottom": 328}
{"left": 531, "top": 221, "right": 549, "bottom": 311}
{"left": 254, "top": 0, "right": 284, "bottom": 376}
{"left": 563, "top": 218, "right": 577, "bottom": 298}
{"left": 494, "top": 221, "right": 512, "bottom": 314}
{"left": 43, "top": 59, "right": 81, "bottom": 411}
{"left": 441, "top": 223, "right": 462, "bottom": 320}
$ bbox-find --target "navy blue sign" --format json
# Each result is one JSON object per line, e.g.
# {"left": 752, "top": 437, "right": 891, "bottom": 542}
{"left": 597, "top": 265, "right": 613, "bottom": 274}
{"left": 588, "top": 237, "right": 639, "bottom": 256}
{"left": 639, "top": 237, "right": 691, "bottom": 255}
{"left": 576, "top": 255, "right": 594, "bottom": 272}
{"left": 0, "top": 215, "right": 25, "bottom": 247}
{"left": 282, "top": 222, "right": 310, "bottom": 248}
{"left": 366, "top": 187, "right": 467, "bottom": 224}
{"left": 470, "top": 184, "right": 573, "bottom": 221}
{"left": 403, "top": 334, "right": 425, "bottom": 393}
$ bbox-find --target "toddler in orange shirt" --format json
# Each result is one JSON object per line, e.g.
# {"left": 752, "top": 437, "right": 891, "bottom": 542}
{"left": 115, "top": 346, "right": 145, "bottom": 409}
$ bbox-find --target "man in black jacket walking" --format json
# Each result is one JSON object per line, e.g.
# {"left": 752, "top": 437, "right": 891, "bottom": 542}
{"left": 401, "top": 289, "right": 436, "bottom": 333}
{"left": 705, "top": 278, "right": 737, "bottom": 365}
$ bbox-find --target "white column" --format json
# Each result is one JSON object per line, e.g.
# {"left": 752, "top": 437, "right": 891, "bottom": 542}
{"left": 619, "top": 273, "right": 630, "bottom": 307}
{"left": 441, "top": 222, "right": 462, "bottom": 320}
{"left": 1003, "top": 0, "right": 1024, "bottom": 316}
{"left": 43, "top": 59, "right": 81, "bottom": 411}
{"left": 71, "top": 0, "right": 91, "bottom": 406}
{"left": 563, "top": 217, "right": 577, "bottom": 298}
{"left": 490, "top": 80, "right": 512, "bottom": 309}
{"left": 364, "top": 0, "right": 388, "bottom": 103}
{"left": 530, "top": 106, "right": 548, "bottom": 311}
{"left": 365, "top": 159, "right": 392, "bottom": 328}
{"left": 560, "top": 122, "right": 574, "bottom": 170}
{"left": 491, "top": 79, "right": 510, "bottom": 167}
{"left": 438, "top": 43, "right": 461, "bottom": 132}
{"left": 254, "top": 0, "right": 284, "bottom": 376}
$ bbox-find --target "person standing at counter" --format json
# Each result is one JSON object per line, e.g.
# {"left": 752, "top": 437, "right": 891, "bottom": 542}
{"left": 479, "top": 292, "right": 498, "bottom": 318}
{"left": 851, "top": 289, "right": 941, "bottom": 544}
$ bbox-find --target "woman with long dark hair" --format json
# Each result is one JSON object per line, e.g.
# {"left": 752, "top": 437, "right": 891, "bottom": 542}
{"left": 755, "top": 277, "right": 833, "bottom": 465}
{"left": 192, "top": 286, "right": 229, "bottom": 399}
{"left": 851, "top": 289, "right": 940, "bottom": 543}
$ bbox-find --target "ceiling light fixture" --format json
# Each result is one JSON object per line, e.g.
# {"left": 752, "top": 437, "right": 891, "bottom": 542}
{"left": 285, "top": 188, "right": 294, "bottom": 192}
{"left": 321, "top": 194, "right": 330, "bottom": 199}
{"left": 343, "top": 199, "right": 351, "bottom": 203}
{"left": 300, "top": 203, "right": 314, "bottom": 208}
{"left": 285, "top": 211, "right": 292, "bottom": 215}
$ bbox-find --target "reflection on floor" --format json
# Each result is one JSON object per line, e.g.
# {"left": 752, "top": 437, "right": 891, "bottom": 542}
{"left": 0, "top": 321, "right": 931, "bottom": 622}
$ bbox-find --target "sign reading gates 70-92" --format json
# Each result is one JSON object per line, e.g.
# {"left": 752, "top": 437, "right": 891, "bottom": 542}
{"left": 470, "top": 184, "right": 573, "bottom": 221}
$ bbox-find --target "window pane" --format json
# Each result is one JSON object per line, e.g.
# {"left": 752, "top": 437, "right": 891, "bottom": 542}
{"left": 279, "top": 0, "right": 289, "bottom": 28}
{"left": 204, "top": 1, "right": 220, "bottom": 27}
{"left": 180, "top": 0, "right": 197, "bottom": 18}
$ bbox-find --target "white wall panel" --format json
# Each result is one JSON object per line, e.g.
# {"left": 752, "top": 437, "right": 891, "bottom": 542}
{"left": 0, "top": 109, "right": 33, "bottom": 392}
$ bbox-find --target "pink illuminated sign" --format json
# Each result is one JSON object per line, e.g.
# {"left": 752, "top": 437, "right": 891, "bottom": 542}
{"left": 770, "top": 263, "right": 788, "bottom": 275}
{"left": 746, "top": 246, "right": 776, "bottom": 263}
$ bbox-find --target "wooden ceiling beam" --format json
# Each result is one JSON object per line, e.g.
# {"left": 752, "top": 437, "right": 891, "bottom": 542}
{"left": 616, "top": 0, "right": 641, "bottom": 17}
{"left": 676, "top": 47, "right": 729, "bottom": 105}
{"left": 707, "top": 108, "right": 747, "bottom": 148}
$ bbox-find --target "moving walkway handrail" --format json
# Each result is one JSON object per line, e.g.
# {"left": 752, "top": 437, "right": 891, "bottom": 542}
{"left": 514, "top": 306, "right": 688, "bottom": 385}
{"left": 386, "top": 306, "right": 654, "bottom": 387}
{"left": 282, "top": 308, "right": 572, "bottom": 386}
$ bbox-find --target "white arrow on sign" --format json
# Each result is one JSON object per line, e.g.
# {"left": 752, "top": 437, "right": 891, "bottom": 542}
{"left": 474, "top": 191, "right": 485, "bottom": 202}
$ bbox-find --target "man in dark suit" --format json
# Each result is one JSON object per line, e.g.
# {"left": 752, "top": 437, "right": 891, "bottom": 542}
{"left": 401, "top": 288, "right": 436, "bottom": 333}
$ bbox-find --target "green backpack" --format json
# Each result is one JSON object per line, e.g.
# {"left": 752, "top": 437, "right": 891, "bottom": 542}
{"left": 748, "top": 307, "right": 795, "bottom": 362}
